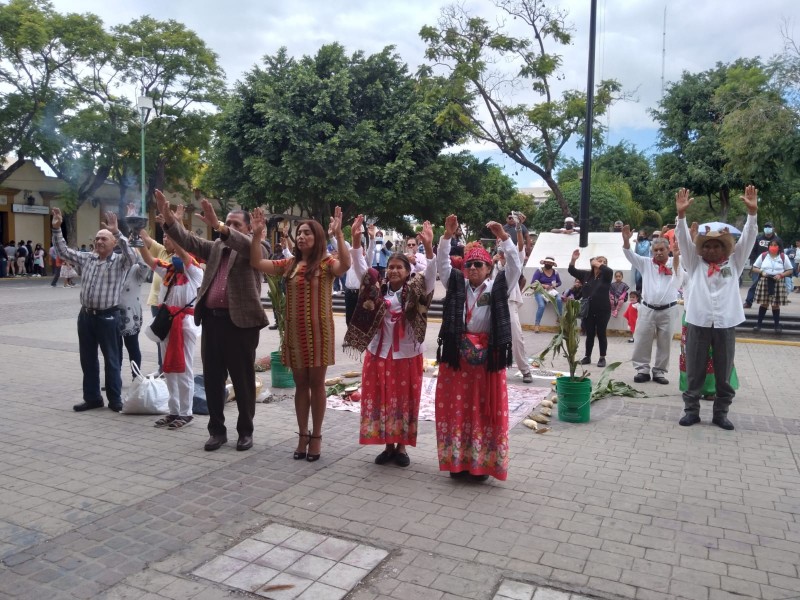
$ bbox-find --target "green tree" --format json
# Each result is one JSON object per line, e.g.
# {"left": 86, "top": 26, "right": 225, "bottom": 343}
{"left": 530, "top": 175, "right": 641, "bottom": 232}
{"left": 420, "top": 0, "right": 621, "bottom": 217}
{"left": 0, "top": 0, "right": 104, "bottom": 184}
{"left": 202, "top": 43, "right": 464, "bottom": 229}
{"left": 651, "top": 59, "right": 768, "bottom": 221}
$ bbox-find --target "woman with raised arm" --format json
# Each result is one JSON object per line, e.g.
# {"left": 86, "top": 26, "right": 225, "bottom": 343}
{"left": 343, "top": 216, "right": 436, "bottom": 468}
{"left": 249, "top": 207, "right": 351, "bottom": 462}
{"left": 568, "top": 251, "right": 614, "bottom": 367}
{"left": 434, "top": 214, "right": 520, "bottom": 482}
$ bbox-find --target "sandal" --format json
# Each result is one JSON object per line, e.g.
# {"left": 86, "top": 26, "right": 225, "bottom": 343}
{"left": 155, "top": 415, "right": 179, "bottom": 428}
{"left": 306, "top": 435, "right": 322, "bottom": 462}
{"left": 168, "top": 416, "right": 193, "bottom": 430}
{"left": 294, "top": 432, "right": 310, "bottom": 460}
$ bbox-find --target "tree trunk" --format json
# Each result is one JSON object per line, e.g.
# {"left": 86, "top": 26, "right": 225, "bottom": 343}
{"left": 542, "top": 172, "right": 570, "bottom": 216}
{"left": 64, "top": 212, "right": 78, "bottom": 247}
{"left": 719, "top": 187, "right": 730, "bottom": 222}
{"left": 0, "top": 156, "right": 26, "bottom": 186}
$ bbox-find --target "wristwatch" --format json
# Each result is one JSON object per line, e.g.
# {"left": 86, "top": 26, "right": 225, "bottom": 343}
{"left": 214, "top": 220, "right": 225, "bottom": 232}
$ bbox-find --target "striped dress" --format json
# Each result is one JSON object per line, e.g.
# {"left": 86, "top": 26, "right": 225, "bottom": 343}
{"left": 275, "top": 256, "right": 336, "bottom": 368}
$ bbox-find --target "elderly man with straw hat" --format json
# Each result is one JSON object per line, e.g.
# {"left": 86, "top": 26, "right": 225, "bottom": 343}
{"left": 674, "top": 186, "right": 759, "bottom": 431}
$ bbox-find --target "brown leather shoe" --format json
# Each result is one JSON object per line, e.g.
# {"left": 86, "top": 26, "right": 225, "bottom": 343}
{"left": 236, "top": 435, "right": 253, "bottom": 451}
{"left": 204, "top": 435, "right": 228, "bottom": 451}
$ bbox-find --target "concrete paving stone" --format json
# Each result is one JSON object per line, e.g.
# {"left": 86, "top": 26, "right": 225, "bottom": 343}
{"left": 587, "top": 577, "right": 637, "bottom": 599}
{"left": 224, "top": 563, "right": 281, "bottom": 593}
{"left": 224, "top": 538, "right": 274, "bottom": 562}
{"left": 254, "top": 523, "right": 301, "bottom": 545}
{"left": 193, "top": 555, "right": 248, "bottom": 583}
{"left": 318, "top": 562, "right": 371, "bottom": 590}
{"left": 531, "top": 588, "right": 570, "bottom": 600}
{"left": 256, "top": 572, "right": 314, "bottom": 599}
{"left": 285, "top": 553, "right": 336, "bottom": 580}
{"left": 282, "top": 530, "right": 329, "bottom": 553}
{"left": 390, "top": 581, "right": 445, "bottom": 600}
{"left": 296, "top": 581, "right": 349, "bottom": 600}
{"left": 342, "top": 544, "right": 390, "bottom": 570}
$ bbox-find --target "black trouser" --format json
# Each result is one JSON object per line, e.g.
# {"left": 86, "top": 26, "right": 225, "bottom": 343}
{"left": 50, "top": 265, "right": 61, "bottom": 286}
{"left": 683, "top": 324, "right": 736, "bottom": 417}
{"left": 344, "top": 288, "right": 359, "bottom": 326}
{"left": 201, "top": 310, "right": 260, "bottom": 438}
{"left": 584, "top": 309, "right": 611, "bottom": 358}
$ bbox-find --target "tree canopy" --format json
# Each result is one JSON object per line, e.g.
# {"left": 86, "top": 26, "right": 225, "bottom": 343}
{"left": 202, "top": 43, "right": 467, "bottom": 229}
{"left": 420, "top": 0, "right": 621, "bottom": 217}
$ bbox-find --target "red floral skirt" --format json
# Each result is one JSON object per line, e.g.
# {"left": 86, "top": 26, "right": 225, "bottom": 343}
{"left": 434, "top": 359, "right": 509, "bottom": 481}
{"left": 359, "top": 351, "right": 424, "bottom": 446}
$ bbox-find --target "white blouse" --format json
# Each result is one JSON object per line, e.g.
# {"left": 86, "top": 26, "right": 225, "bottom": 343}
{"left": 350, "top": 245, "right": 437, "bottom": 359}
{"left": 437, "top": 236, "right": 521, "bottom": 333}
{"left": 753, "top": 252, "right": 792, "bottom": 276}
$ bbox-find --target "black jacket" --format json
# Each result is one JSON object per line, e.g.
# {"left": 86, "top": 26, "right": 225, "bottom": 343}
{"left": 568, "top": 264, "right": 613, "bottom": 314}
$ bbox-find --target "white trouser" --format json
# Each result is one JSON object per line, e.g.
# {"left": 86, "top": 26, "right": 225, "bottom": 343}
{"left": 159, "top": 321, "right": 199, "bottom": 416}
{"left": 509, "top": 300, "right": 529, "bottom": 374}
{"left": 631, "top": 304, "right": 676, "bottom": 376}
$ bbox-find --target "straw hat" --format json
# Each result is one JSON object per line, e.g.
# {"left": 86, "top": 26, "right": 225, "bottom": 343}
{"left": 694, "top": 230, "right": 735, "bottom": 257}
{"left": 540, "top": 256, "right": 557, "bottom": 267}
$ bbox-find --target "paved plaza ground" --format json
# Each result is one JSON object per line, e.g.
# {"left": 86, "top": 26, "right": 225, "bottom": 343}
{"left": 0, "top": 277, "right": 798, "bottom": 600}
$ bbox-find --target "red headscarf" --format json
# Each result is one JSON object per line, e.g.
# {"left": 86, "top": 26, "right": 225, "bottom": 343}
{"left": 462, "top": 242, "right": 492, "bottom": 275}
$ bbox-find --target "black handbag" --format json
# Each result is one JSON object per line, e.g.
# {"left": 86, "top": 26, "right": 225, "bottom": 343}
{"left": 149, "top": 281, "right": 196, "bottom": 340}
{"left": 579, "top": 297, "right": 590, "bottom": 319}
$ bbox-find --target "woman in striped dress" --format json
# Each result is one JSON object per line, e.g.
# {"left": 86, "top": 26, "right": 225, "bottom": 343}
{"left": 250, "top": 207, "right": 351, "bottom": 462}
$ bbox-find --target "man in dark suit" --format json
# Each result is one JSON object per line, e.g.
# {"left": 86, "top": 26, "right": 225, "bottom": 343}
{"left": 156, "top": 190, "right": 268, "bottom": 452}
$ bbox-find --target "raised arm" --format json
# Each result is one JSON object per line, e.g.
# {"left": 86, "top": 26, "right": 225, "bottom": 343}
{"left": 437, "top": 214, "right": 458, "bottom": 288}
{"left": 328, "top": 206, "right": 351, "bottom": 277}
{"left": 674, "top": 188, "right": 700, "bottom": 274}
{"left": 138, "top": 242, "right": 158, "bottom": 271}
{"left": 730, "top": 186, "right": 759, "bottom": 272}
{"left": 50, "top": 208, "right": 86, "bottom": 267}
{"left": 155, "top": 190, "right": 214, "bottom": 260}
{"left": 567, "top": 249, "right": 588, "bottom": 281}
{"left": 102, "top": 211, "right": 136, "bottom": 269}
{"left": 248, "top": 207, "right": 282, "bottom": 275}
{"left": 418, "top": 220, "right": 437, "bottom": 293}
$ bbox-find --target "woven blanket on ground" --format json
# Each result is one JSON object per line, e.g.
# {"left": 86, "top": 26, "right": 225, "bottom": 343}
{"left": 327, "top": 377, "right": 549, "bottom": 429}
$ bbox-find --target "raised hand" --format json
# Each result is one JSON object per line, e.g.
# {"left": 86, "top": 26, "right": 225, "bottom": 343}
{"left": 329, "top": 206, "right": 343, "bottom": 237}
{"left": 174, "top": 204, "right": 185, "bottom": 222}
{"left": 199, "top": 198, "right": 219, "bottom": 228}
{"left": 154, "top": 190, "right": 175, "bottom": 225}
{"left": 154, "top": 213, "right": 166, "bottom": 227}
{"left": 444, "top": 214, "right": 458, "bottom": 238}
{"left": 741, "top": 185, "right": 758, "bottom": 214}
{"left": 51, "top": 207, "right": 63, "bottom": 229}
{"left": 251, "top": 207, "right": 266, "bottom": 237}
{"left": 675, "top": 188, "right": 693, "bottom": 217}
{"left": 486, "top": 220, "right": 505, "bottom": 240}
{"left": 621, "top": 224, "right": 632, "bottom": 246}
{"left": 571, "top": 249, "right": 581, "bottom": 263}
{"left": 102, "top": 211, "right": 119, "bottom": 235}
{"left": 351, "top": 214, "right": 364, "bottom": 244}
{"left": 367, "top": 223, "right": 376, "bottom": 239}
{"left": 418, "top": 220, "right": 433, "bottom": 248}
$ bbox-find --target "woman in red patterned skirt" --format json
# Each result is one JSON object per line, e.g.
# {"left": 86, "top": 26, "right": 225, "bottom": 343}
{"left": 434, "top": 215, "right": 520, "bottom": 482}
{"left": 343, "top": 216, "right": 436, "bottom": 467}
{"left": 250, "top": 207, "right": 351, "bottom": 462}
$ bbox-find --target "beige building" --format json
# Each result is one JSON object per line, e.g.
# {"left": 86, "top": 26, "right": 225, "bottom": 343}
{"left": 517, "top": 185, "right": 550, "bottom": 207}
{"left": 0, "top": 161, "right": 209, "bottom": 250}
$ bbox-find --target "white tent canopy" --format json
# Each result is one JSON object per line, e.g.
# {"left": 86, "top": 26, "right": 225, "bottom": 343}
{"left": 520, "top": 231, "right": 650, "bottom": 332}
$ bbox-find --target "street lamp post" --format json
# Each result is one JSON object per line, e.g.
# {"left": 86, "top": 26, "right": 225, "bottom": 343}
{"left": 136, "top": 94, "right": 154, "bottom": 216}
{"left": 127, "top": 94, "right": 154, "bottom": 247}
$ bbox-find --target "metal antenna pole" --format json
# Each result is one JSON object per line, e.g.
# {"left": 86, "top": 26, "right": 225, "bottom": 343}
{"left": 579, "top": 0, "right": 598, "bottom": 248}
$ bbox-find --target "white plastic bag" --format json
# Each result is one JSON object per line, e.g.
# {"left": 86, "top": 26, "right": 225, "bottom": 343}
{"left": 122, "top": 362, "right": 170, "bottom": 415}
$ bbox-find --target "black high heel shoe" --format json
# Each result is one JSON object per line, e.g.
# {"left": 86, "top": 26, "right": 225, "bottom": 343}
{"left": 306, "top": 435, "right": 322, "bottom": 462}
{"left": 293, "top": 432, "right": 310, "bottom": 460}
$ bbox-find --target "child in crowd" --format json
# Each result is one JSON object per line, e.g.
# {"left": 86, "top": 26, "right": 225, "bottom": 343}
{"left": 609, "top": 270, "right": 629, "bottom": 317}
{"left": 624, "top": 290, "right": 640, "bottom": 343}
{"left": 60, "top": 260, "right": 78, "bottom": 287}
{"left": 562, "top": 278, "right": 582, "bottom": 301}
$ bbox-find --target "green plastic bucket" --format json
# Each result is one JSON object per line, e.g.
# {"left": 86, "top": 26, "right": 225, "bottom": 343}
{"left": 270, "top": 350, "right": 295, "bottom": 388}
{"left": 556, "top": 376, "right": 591, "bottom": 423}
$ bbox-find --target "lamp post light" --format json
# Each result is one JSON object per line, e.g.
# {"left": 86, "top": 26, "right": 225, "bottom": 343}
{"left": 127, "top": 94, "right": 155, "bottom": 247}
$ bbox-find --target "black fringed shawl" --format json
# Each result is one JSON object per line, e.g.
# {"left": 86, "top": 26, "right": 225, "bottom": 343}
{"left": 437, "top": 270, "right": 513, "bottom": 372}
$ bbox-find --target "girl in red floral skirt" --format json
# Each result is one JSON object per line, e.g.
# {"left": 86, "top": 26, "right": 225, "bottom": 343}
{"left": 343, "top": 216, "right": 436, "bottom": 467}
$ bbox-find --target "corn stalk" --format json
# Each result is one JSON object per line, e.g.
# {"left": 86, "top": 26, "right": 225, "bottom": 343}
{"left": 529, "top": 281, "right": 587, "bottom": 380}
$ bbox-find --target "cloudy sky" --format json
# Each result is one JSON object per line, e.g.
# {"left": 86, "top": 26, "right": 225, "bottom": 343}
{"left": 54, "top": 0, "right": 800, "bottom": 186}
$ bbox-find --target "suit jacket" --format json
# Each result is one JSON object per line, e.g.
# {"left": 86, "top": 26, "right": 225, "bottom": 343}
{"left": 163, "top": 220, "right": 268, "bottom": 329}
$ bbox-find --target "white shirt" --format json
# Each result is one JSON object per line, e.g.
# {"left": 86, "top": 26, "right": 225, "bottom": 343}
{"left": 437, "top": 236, "right": 521, "bottom": 333}
{"left": 675, "top": 214, "right": 757, "bottom": 328}
{"left": 622, "top": 246, "right": 680, "bottom": 307}
{"left": 493, "top": 245, "right": 526, "bottom": 305}
{"left": 350, "top": 244, "right": 437, "bottom": 358}
{"left": 753, "top": 252, "right": 792, "bottom": 276}
{"left": 410, "top": 253, "right": 428, "bottom": 274}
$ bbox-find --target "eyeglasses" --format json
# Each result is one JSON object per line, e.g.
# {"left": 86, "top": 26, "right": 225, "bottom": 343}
{"left": 464, "top": 260, "right": 487, "bottom": 269}
{"left": 407, "top": 242, "right": 417, "bottom": 246}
